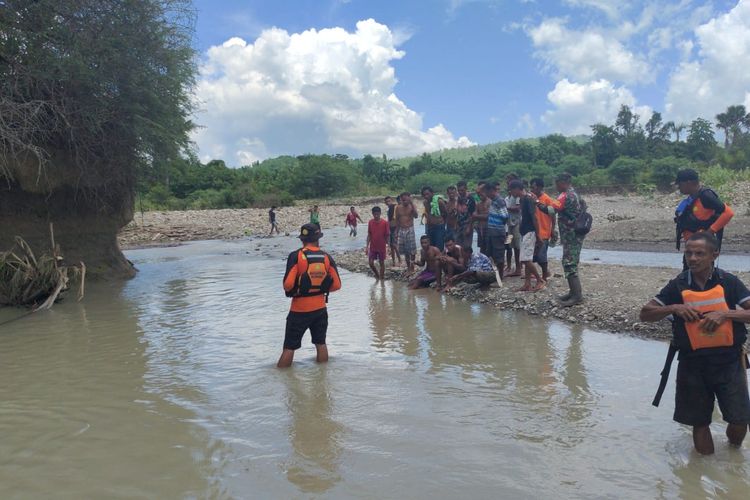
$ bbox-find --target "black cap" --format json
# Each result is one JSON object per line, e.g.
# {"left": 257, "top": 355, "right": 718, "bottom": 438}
{"left": 675, "top": 168, "right": 699, "bottom": 183}
{"left": 299, "top": 223, "right": 323, "bottom": 242}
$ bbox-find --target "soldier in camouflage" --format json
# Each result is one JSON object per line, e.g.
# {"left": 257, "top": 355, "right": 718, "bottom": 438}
{"left": 554, "top": 173, "right": 585, "bottom": 306}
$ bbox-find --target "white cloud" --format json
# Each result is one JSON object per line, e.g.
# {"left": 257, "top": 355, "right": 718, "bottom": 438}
{"left": 541, "top": 79, "right": 652, "bottom": 135}
{"left": 665, "top": 0, "right": 750, "bottom": 124}
{"left": 563, "top": 0, "right": 623, "bottom": 20}
{"left": 192, "top": 19, "right": 473, "bottom": 165}
{"left": 516, "top": 113, "right": 535, "bottom": 134}
{"left": 527, "top": 18, "right": 652, "bottom": 84}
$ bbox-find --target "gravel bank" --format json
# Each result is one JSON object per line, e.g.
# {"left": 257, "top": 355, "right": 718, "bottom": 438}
{"left": 119, "top": 192, "right": 750, "bottom": 252}
{"left": 332, "top": 249, "right": 750, "bottom": 343}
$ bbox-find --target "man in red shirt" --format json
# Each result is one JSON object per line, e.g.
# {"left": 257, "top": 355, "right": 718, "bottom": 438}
{"left": 345, "top": 206, "right": 364, "bottom": 237}
{"left": 366, "top": 206, "right": 390, "bottom": 280}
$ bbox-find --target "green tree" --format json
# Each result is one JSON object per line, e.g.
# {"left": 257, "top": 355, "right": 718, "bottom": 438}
{"left": 607, "top": 157, "right": 643, "bottom": 185}
{"left": 686, "top": 118, "right": 717, "bottom": 162}
{"left": 0, "top": 0, "right": 197, "bottom": 277}
{"left": 650, "top": 156, "right": 687, "bottom": 191}
{"left": 715, "top": 105, "right": 747, "bottom": 149}
{"left": 590, "top": 124, "right": 618, "bottom": 167}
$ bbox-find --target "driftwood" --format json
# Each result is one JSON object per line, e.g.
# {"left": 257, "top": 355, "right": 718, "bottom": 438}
{"left": 0, "top": 224, "right": 85, "bottom": 309}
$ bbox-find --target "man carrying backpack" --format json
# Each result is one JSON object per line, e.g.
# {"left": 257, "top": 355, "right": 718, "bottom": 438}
{"left": 278, "top": 224, "right": 342, "bottom": 368}
{"left": 554, "top": 172, "right": 586, "bottom": 306}
{"left": 674, "top": 169, "right": 734, "bottom": 268}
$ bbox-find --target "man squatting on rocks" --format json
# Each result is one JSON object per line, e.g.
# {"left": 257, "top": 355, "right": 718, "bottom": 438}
{"left": 673, "top": 168, "right": 734, "bottom": 269}
{"left": 366, "top": 206, "right": 390, "bottom": 280}
{"left": 640, "top": 232, "right": 750, "bottom": 455}
{"left": 279, "top": 224, "right": 341, "bottom": 368}
{"left": 409, "top": 235, "right": 442, "bottom": 289}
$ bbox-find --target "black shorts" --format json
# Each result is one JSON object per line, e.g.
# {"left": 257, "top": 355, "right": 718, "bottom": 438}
{"left": 484, "top": 230, "right": 505, "bottom": 264}
{"left": 674, "top": 354, "right": 750, "bottom": 426}
{"left": 284, "top": 309, "right": 328, "bottom": 350}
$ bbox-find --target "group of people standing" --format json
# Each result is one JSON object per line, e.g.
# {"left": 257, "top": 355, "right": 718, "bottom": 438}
{"left": 277, "top": 167, "right": 750, "bottom": 459}
{"left": 364, "top": 173, "right": 588, "bottom": 306}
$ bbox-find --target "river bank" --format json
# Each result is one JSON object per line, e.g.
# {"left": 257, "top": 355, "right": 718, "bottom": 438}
{"left": 332, "top": 249, "right": 750, "bottom": 343}
{"left": 118, "top": 192, "right": 750, "bottom": 252}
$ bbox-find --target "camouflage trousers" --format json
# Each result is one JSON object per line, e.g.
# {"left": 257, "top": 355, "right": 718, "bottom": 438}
{"left": 560, "top": 228, "right": 584, "bottom": 278}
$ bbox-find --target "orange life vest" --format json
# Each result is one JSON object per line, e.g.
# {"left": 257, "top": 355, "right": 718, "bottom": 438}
{"left": 680, "top": 285, "right": 734, "bottom": 350}
{"left": 288, "top": 248, "right": 332, "bottom": 298}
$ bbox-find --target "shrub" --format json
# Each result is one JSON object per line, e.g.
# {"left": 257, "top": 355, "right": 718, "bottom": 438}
{"left": 607, "top": 156, "right": 643, "bottom": 185}
{"left": 405, "top": 172, "right": 461, "bottom": 194}
{"left": 649, "top": 156, "right": 685, "bottom": 191}
{"left": 251, "top": 191, "right": 294, "bottom": 208}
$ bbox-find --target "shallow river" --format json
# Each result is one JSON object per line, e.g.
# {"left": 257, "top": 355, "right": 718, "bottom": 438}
{"left": 1, "top": 238, "right": 749, "bottom": 499}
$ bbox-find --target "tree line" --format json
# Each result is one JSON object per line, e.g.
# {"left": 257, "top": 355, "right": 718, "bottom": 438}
{"left": 139, "top": 104, "right": 750, "bottom": 210}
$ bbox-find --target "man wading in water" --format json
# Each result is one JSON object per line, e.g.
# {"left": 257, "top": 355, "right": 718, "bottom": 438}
{"left": 640, "top": 232, "right": 750, "bottom": 454}
{"left": 279, "top": 224, "right": 342, "bottom": 368}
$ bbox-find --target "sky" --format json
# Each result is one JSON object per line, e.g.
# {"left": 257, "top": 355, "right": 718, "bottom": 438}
{"left": 189, "top": 0, "right": 750, "bottom": 165}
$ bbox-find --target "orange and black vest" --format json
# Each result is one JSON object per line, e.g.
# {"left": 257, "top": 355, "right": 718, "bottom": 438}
{"left": 676, "top": 188, "right": 721, "bottom": 234}
{"left": 679, "top": 285, "right": 734, "bottom": 351}
{"left": 285, "top": 248, "right": 333, "bottom": 298}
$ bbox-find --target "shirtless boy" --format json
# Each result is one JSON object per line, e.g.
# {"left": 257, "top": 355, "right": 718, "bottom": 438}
{"left": 394, "top": 192, "right": 419, "bottom": 272}
{"left": 437, "top": 237, "right": 465, "bottom": 290}
{"left": 409, "top": 235, "right": 442, "bottom": 289}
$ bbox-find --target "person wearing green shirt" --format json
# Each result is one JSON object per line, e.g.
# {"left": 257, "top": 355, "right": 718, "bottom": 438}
{"left": 309, "top": 205, "right": 321, "bottom": 229}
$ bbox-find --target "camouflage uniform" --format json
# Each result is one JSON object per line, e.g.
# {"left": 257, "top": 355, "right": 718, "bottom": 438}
{"left": 558, "top": 188, "right": 585, "bottom": 278}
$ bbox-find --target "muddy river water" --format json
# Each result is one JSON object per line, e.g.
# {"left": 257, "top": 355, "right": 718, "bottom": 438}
{"left": 1, "top": 238, "right": 749, "bottom": 499}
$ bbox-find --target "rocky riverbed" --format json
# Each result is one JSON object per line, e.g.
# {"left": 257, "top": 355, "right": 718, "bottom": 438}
{"left": 332, "top": 249, "right": 750, "bottom": 343}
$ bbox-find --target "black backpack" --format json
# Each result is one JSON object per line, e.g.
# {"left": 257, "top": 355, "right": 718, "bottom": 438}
{"left": 574, "top": 199, "right": 593, "bottom": 236}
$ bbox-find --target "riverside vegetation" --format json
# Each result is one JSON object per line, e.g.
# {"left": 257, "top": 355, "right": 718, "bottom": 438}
{"left": 136, "top": 104, "right": 750, "bottom": 212}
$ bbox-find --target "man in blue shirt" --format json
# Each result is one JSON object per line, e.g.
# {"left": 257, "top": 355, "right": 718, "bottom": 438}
{"left": 472, "top": 182, "right": 508, "bottom": 278}
{"left": 445, "top": 246, "right": 497, "bottom": 289}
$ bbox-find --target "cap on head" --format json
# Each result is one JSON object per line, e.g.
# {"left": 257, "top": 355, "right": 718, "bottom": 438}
{"left": 508, "top": 179, "right": 524, "bottom": 191}
{"left": 675, "top": 168, "right": 699, "bottom": 183}
{"left": 299, "top": 223, "right": 323, "bottom": 243}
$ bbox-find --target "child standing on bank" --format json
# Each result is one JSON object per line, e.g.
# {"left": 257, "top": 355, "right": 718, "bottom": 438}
{"left": 366, "top": 206, "right": 390, "bottom": 280}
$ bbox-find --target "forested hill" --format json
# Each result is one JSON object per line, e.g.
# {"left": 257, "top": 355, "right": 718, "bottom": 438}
{"left": 395, "top": 135, "right": 589, "bottom": 165}
{"left": 138, "top": 104, "right": 750, "bottom": 211}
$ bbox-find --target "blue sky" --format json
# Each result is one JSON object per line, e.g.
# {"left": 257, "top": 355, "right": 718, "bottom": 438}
{"left": 190, "top": 0, "right": 750, "bottom": 165}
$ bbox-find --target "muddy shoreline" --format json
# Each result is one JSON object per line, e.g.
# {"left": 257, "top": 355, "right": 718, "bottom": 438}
{"left": 331, "top": 249, "right": 750, "bottom": 344}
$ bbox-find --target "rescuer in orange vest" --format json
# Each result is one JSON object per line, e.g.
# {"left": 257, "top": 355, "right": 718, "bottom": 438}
{"left": 278, "top": 224, "right": 342, "bottom": 368}
{"left": 674, "top": 169, "right": 733, "bottom": 267}
{"left": 640, "top": 232, "right": 750, "bottom": 454}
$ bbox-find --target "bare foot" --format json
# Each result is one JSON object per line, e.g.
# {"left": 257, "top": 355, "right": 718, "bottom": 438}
{"left": 517, "top": 284, "right": 532, "bottom": 292}
{"left": 532, "top": 280, "right": 547, "bottom": 292}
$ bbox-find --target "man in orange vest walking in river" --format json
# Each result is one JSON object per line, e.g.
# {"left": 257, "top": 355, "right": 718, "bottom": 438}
{"left": 640, "top": 232, "right": 750, "bottom": 454}
{"left": 278, "top": 224, "right": 342, "bottom": 368}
